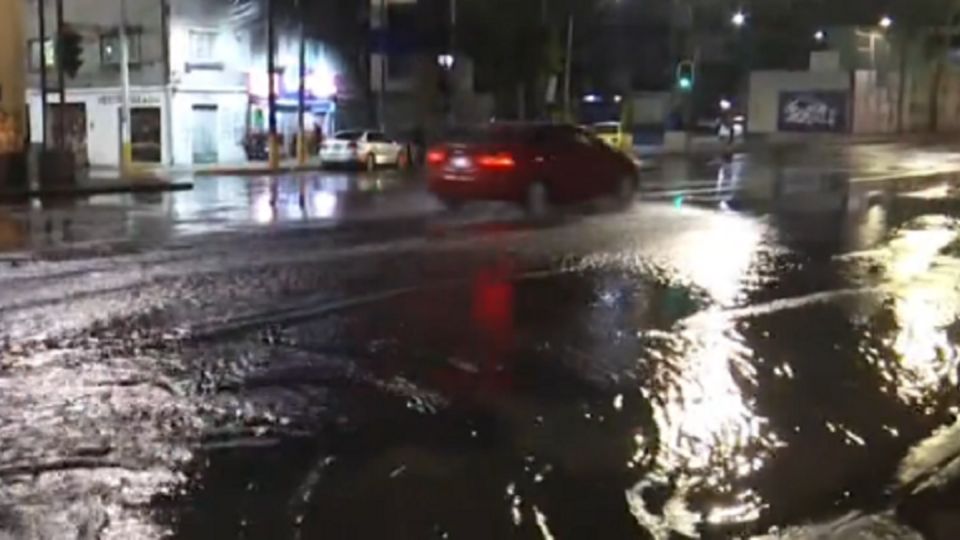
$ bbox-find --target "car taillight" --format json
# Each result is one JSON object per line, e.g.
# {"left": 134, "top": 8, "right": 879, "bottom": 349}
{"left": 426, "top": 149, "right": 447, "bottom": 165}
{"left": 347, "top": 141, "right": 358, "bottom": 150}
{"left": 476, "top": 153, "right": 516, "bottom": 169}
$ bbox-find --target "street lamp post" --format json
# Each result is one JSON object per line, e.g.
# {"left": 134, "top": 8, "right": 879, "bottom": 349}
{"left": 378, "top": 0, "right": 386, "bottom": 130}
{"left": 55, "top": 0, "right": 65, "bottom": 150}
{"left": 119, "top": 0, "right": 132, "bottom": 172}
{"left": 267, "top": 0, "right": 278, "bottom": 169}
{"left": 37, "top": 0, "right": 47, "bottom": 151}
{"left": 296, "top": 0, "right": 307, "bottom": 165}
{"left": 563, "top": 13, "right": 574, "bottom": 121}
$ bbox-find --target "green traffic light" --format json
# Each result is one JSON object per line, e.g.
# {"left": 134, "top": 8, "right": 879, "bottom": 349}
{"left": 678, "top": 77, "right": 692, "bottom": 90}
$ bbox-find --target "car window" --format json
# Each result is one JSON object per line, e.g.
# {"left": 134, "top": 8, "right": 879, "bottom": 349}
{"left": 592, "top": 124, "right": 620, "bottom": 135}
{"left": 334, "top": 131, "right": 363, "bottom": 141}
{"left": 367, "top": 132, "right": 387, "bottom": 143}
{"left": 571, "top": 128, "right": 596, "bottom": 147}
{"left": 530, "top": 125, "right": 580, "bottom": 146}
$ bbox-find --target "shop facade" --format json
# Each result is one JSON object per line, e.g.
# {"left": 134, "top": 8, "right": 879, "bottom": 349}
{"left": 26, "top": 86, "right": 171, "bottom": 167}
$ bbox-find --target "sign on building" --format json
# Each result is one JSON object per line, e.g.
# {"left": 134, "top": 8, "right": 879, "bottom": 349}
{"left": 777, "top": 91, "right": 848, "bottom": 133}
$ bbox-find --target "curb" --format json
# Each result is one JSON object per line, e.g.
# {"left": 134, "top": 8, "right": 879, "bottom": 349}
{"left": 852, "top": 168, "right": 960, "bottom": 190}
{"left": 0, "top": 180, "right": 194, "bottom": 202}
{"left": 192, "top": 165, "right": 325, "bottom": 177}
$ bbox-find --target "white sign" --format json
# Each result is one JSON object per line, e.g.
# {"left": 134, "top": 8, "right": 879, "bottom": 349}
{"left": 97, "top": 94, "right": 162, "bottom": 106}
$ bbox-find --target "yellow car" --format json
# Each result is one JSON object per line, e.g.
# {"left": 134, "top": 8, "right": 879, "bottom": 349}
{"left": 591, "top": 122, "right": 633, "bottom": 152}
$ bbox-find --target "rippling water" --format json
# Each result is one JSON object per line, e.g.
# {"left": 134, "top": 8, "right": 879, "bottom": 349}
{"left": 2, "top": 200, "right": 960, "bottom": 538}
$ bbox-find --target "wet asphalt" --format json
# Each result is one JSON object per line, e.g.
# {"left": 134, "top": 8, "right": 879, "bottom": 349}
{"left": 2, "top": 143, "right": 960, "bottom": 539}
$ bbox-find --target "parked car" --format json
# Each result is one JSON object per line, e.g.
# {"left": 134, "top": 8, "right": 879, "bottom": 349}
{"left": 427, "top": 123, "right": 639, "bottom": 213}
{"left": 319, "top": 130, "right": 409, "bottom": 171}
{"left": 590, "top": 121, "right": 634, "bottom": 152}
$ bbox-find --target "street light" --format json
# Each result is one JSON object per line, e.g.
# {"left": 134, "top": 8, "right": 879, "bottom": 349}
{"left": 731, "top": 11, "right": 746, "bottom": 27}
{"left": 879, "top": 15, "right": 893, "bottom": 29}
{"left": 814, "top": 29, "right": 826, "bottom": 42}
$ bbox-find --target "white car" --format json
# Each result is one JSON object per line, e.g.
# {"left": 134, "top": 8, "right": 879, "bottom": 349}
{"left": 319, "top": 130, "right": 408, "bottom": 171}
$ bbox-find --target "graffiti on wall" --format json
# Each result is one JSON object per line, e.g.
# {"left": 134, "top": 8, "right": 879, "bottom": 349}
{"left": 778, "top": 91, "right": 849, "bottom": 133}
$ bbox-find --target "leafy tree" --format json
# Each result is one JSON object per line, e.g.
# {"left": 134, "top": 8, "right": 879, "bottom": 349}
{"left": 458, "top": 0, "right": 601, "bottom": 118}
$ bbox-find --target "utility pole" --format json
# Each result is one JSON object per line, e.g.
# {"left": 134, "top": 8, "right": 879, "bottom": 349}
{"left": 896, "top": 33, "right": 908, "bottom": 133}
{"left": 160, "top": 0, "right": 173, "bottom": 165}
{"left": 378, "top": 0, "right": 386, "bottom": 131}
{"left": 55, "top": 0, "right": 65, "bottom": 149}
{"left": 563, "top": 13, "right": 574, "bottom": 121}
{"left": 267, "top": 0, "right": 279, "bottom": 169}
{"left": 296, "top": 0, "right": 307, "bottom": 165}
{"left": 119, "top": 0, "right": 132, "bottom": 172}
{"left": 37, "top": 0, "right": 47, "bottom": 151}
{"left": 448, "top": 0, "right": 456, "bottom": 124}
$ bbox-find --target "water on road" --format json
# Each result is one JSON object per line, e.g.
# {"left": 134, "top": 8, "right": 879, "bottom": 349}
{"left": 2, "top": 153, "right": 960, "bottom": 539}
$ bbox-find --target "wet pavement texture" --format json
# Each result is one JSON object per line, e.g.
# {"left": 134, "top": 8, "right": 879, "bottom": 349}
{"left": 2, "top": 143, "right": 960, "bottom": 539}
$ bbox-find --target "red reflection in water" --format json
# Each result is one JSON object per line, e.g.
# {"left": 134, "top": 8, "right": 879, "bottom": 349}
{"left": 472, "top": 259, "right": 516, "bottom": 358}
{"left": 431, "top": 256, "right": 518, "bottom": 397}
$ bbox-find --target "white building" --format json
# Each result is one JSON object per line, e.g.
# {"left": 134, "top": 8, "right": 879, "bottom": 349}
{"left": 24, "top": 0, "right": 342, "bottom": 167}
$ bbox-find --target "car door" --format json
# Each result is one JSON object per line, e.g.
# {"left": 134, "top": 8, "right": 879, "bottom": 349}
{"left": 533, "top": 126, "right": 593, "bottom": 203}
{"left": 383, "top": 134, "right": 403, "bottom": 163}
{"left": 569, "top": 128, "right": 620, "bottom": 199}
{"left": 369, "top": 131, "right": 399, "bottom": 164}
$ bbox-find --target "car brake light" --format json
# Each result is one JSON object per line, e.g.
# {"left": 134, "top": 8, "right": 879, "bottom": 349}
{"left": 426, "top": 149, "right": 447, "bottom": 165}
{"left": 476, "top": 153, "right": 516, "bottom": 169}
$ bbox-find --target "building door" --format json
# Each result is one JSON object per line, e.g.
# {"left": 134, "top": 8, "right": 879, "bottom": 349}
{"left": 45, "top": 103, "right": 88, "bottom": 167}
{"left": 191, "top": 104, "right": 218, "bottom": 164}
{"left": 131, "top": 107, "right": 162, "bottom": 163}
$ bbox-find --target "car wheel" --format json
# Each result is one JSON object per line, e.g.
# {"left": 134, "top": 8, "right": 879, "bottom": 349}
{"left": 365, "top": 154, "right": 377, "bottom": 172}
{"left": 525, "top": 182, "right": 550, "bottom": 217}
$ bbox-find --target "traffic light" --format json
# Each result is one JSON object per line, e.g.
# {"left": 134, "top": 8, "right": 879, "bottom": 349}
{"left": 57, "top": 26, "right": 83, "bottom": 78}
{"left": 676, "top": 60, "right": 695, "bottom": 92}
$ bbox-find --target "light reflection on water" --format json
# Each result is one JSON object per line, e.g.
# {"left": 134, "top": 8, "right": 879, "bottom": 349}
{"left": 857, "top": 217, "right": 960, "bottom": 408}
{"left": 614, "top": 210, "right": 780, "bottom": 537}
{"left": 628, "top": 316, "right": 780, "bottom": 537}
{"left": 0, "top": 348, "right": 196, "bottom": 539}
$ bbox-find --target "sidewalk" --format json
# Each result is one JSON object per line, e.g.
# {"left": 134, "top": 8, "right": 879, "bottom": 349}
{"left": 93, "top": 158, "right": 328, "bottom": 178}
{"left": 635, "top": 132, "right": 960, "bottom": 158}
{"left": 0, "top": 171, "right": 193, "bottom": 203}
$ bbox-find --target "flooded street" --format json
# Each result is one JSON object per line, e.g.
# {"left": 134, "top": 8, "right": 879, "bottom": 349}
{"left": 2, "top": 152, "right": 960, "bottom": 538}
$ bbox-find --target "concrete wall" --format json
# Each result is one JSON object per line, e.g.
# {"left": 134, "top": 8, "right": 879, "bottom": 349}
{"left": 24, "top": 0, "right": 167, "bottom": 90}
{"left": 851, "top": 69, "right": 899, "bottom": 134}
{"left": 747, "top": 71, "right": 850, "bottom": 134}
{"left": 168, "top": 2, "right": 250, "bottom": 92}
{"left": 170, "top": 90, "right": 247, "bottom": 165}
{"left": 629, "top": 92, "right": 669, "bottom": 125}
{"left": 904, "top": 63, "right": 960, "bottom": 133}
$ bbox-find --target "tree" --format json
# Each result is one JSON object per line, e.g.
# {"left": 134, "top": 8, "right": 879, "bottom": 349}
{"left": 458, "top": 0, "right": 600, "bottom": 118}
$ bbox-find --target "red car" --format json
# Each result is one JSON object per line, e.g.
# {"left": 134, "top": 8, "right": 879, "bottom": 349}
{"left": 426, "top": 123, "right": 638, "bottom": 212}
